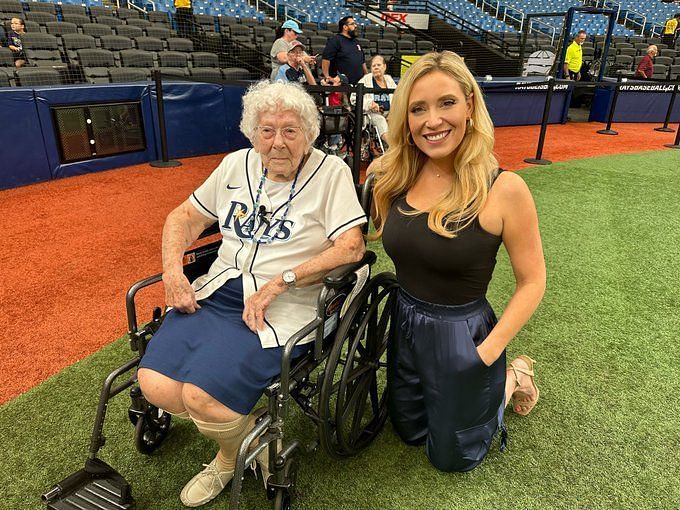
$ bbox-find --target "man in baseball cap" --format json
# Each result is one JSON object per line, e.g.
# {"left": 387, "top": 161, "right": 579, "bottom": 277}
{"left": 275, "top": 40, "right": 317, "bottom": 85}
{"left": 270, "top": 20, "right": 303, "bottom": 80}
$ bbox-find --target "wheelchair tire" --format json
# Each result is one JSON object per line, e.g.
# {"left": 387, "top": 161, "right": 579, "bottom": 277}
{"left": 318, "top": 272, "right": 398, "bottom": 459}
{"left": 134, "top": 407, "right": 171, "bottom": 455}
{"left": 272, "top": 458, "right": 297, "bottom": 510}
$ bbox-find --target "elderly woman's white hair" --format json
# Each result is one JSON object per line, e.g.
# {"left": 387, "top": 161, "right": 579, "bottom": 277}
{"left": 240, "top": 80, "right": 320, "bottom": 147}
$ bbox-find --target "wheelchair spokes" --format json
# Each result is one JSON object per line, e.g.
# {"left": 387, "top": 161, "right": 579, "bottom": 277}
{"left": 318, "top": 272, "right": 398, "bottom": 458}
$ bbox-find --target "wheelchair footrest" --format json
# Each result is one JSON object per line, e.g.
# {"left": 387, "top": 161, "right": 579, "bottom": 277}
{"left": 43, "top": 459, "right": 135, "bottom": 510}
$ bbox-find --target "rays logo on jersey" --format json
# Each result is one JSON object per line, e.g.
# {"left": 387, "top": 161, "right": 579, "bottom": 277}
{"left": 222, "top": 200, "right": 295, "bottom": 243}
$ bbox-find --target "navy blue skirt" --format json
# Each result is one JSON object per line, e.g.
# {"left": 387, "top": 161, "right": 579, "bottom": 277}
{"left": 388, "top": 289, "right": 507, "bottom": 472}
{"left": 138, "top": 277, "right": 310, "bottom": 415}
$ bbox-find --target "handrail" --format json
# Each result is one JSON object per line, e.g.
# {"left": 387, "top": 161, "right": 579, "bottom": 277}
{"left": 622, "top": 8, "right": 645, "bottom": 34}
{"left": 399, "top": 0, "right": 512, "bottom": 55}
{"left": 254, "top": 0, "right": 277, "bottom": 19}
{"left": 529, "top": 17, "right": 557, "bottom": 45}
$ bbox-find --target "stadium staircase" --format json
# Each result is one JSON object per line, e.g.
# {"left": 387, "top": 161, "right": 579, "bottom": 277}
{"left": 347, "top": 0, "right": 521, "bottom": 76}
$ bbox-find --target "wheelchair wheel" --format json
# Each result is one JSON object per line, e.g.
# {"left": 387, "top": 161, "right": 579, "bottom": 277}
{"left": 318, "top": 272, "right": 398, "bottom": 458}
{"left": 134, "top": 407, "right": 171, "bottom": 455}
{"left": 272, "top": 458, "right": 297, "bottom": 510}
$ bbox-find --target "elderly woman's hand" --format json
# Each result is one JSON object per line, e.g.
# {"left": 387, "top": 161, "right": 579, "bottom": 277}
{"left": 242, "top": 278, "right": 287, "bottom": 332}
{"left": 163, "top": 271, "right": 201, "bottom": 314}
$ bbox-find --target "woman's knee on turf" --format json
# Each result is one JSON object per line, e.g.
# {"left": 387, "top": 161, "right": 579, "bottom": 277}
{"left": 181, "top": 383, "right": 242, "bottom": 422}
{"left": 426, "top": 448, "right": 482, "bottom": 473}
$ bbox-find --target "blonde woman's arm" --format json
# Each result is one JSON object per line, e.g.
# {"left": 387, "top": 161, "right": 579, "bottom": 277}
{"left": 476, "top": 172, "right": 546, "bottom": 365}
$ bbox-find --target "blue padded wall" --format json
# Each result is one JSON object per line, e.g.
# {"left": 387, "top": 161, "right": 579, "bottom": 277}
{"left": 0, "top": 89, "right": 52, "bottom": 190}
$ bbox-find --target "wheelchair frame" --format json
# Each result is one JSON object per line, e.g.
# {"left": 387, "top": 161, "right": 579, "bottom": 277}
{"left": 42, "top": 174, "right": 398, "bottom": 510}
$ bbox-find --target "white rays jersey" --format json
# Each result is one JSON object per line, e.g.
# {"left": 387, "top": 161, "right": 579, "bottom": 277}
{"left": 188, "top": 147, "right": 367, "bottom": 348}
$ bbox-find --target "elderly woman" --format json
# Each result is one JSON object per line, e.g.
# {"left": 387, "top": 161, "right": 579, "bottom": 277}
{"left": 357, "top": 55, "right": 397, "bottom": 143}
{"left": 137, "top": 80, "right": 366, "bottom": 507}
{"left": 371, "top": 52, "right": 546, "bottom": 472}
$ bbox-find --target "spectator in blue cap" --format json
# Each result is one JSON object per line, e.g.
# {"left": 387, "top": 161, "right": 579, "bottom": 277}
{"left": 270, "top": 19, "right": 303, "bottom": 80}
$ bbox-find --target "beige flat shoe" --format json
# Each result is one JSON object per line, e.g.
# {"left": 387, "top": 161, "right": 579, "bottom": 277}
{"left": 179, "top": 456, "right": 234, "bottom": 507}
{"left": 507, "top": 355, "right": 540, "bottom": 416}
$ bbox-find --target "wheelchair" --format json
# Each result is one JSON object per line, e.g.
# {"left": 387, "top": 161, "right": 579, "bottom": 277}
{"left": 42, "top": 174, "right": 398, "bottom": 510}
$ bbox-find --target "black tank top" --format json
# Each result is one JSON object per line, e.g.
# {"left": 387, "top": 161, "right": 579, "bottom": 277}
{"left": 382, "top": 189, "right": 502, "bottom": 305}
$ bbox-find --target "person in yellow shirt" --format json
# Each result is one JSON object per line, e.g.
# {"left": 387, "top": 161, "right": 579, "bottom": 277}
{"left": 661, "top": 14, "right": 679, "bottom": 47}
{"left": 563, "top": 30, "right": 587, "bottom": 80}
{"left": 174, "top": 0, "right": 194, "bottom": 39}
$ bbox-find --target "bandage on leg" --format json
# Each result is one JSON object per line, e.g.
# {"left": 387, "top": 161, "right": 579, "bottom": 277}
{"left": 180, "top": 414, "right": 255, "bottom": 507}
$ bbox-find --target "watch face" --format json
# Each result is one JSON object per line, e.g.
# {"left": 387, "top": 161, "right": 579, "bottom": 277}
{"left": 283, "top": 270, "right": 296, "bottom": 284}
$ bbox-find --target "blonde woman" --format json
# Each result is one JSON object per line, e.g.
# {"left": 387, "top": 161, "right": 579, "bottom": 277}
{"left": 371, "top": 52, "right": 546, "bottom": 472}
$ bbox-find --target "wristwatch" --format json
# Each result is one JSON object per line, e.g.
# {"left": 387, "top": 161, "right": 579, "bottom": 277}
{"left": 282, "top": 270, "right": 297, "bottom": 289}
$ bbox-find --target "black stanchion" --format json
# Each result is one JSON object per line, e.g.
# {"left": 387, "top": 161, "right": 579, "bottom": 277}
{"left": 597, "top": 76, "right": 623, "bottom": 136}
{"left": 150, "top": 70, "right": 182, "bottom": 168}
{"left": 524, "top": 77, "right": 555, "bottom": 166}
{"left": 664, "top": 121, "right": 680, "bottom": 149}
{"left": 352, "top": 83, "right": 365, "bottom": 184}
{"left": 654, "top": 83, "right": 678, "bottom": 133}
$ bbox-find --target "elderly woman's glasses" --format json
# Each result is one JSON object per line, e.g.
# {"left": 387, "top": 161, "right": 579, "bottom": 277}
{"left": 257, "top": 126, "right": 302, "bottom": 141}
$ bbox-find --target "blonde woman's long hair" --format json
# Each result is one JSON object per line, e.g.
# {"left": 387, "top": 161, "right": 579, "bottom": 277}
{"left": 372, "top": 51, "right": 498, "bottom": 239}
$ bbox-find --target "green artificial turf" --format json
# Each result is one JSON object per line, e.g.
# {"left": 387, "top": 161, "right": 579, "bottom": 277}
{"left": 2, "top": 150, "right": 679, "bottom": 510}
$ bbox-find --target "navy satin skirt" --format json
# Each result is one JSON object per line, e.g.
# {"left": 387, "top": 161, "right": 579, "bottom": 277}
{"left": 388, "top": 289, "right": 507, "bottom": 472}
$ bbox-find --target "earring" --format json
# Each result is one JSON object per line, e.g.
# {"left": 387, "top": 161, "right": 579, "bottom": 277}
{"left": 407, "top": 133, "right": 415, "bottom": 146}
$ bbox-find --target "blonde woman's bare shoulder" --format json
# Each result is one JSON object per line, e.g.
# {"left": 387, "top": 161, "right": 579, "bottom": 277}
{"left": 493, "top": 170, "right": 536, "bottom": 210}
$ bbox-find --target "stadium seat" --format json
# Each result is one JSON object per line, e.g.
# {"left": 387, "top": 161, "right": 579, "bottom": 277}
{"left": 669, "top": 65, "right": 680, "bottom": 80}
{"left": 89, "top": 6, "right": 115, "bottom": 18}
{"left": 126, "top": 18, "right": 152, "bottom": 29}
{"left": 652, "top": 63, "right": 668, "bottom": 79}
{"left": 59, "top": 4, "right": 88, "bottom": 17}
{"left": 145, "top": 25, "right": 173, "bottom": 39}
{"left": 253, "top": 25, "right": 274, "bottom": 44}
{"left": 0, "top": 68, "right": 10, "bottom": 87}
{"left": 25, "top": 12, "right": 57, "bottom": 24}
{"left": 159, "top": 50, "right": 188, "bottom": 68}
{"left": 81, "top": 23, "right": 113, "bottom": 38}
{"left": 27, "top": 2, "right": 57, "bottom": 15}
{"left": 227, "top": 24, "right": 251, "bottom": 43}
{"left": 135, "top": 36, "right": 164, "bottom": 53}
{"left": 116, "top": 25, "right": 144, "bottom": 39}
{"left": 397, "top": 40, "right": 415, "bottom": 53}
{"left": 0, "top": 0, "right": 23, "bottom": 18}
{"left": 108, "top": 67, "right": 149, "bottom": 82}
{"left": 116, "top": 8, "right": 141, "bottom": 20}
{"left": 95, "top": 16, "right": 124, "bottom": 28}
{"left": 195, "top": 13, "right": 216, "bottom": 31}
{"left": 45, "top": 21, "right": 78, "bottom": 36}
{"left": 62, "top": 14, "right": 92, "bottom": 27}
{"left": 147, "top": 11, "right": 169, "bottom": 24}
{"left": 62, "top": 33, "right": 96, "bottom": 63}
{"left": 191, "top": 51, "right": 219, "bottom": 67}
{"left": 159, "top": 67, "right": 188, "bottom": 78}
{"left": 22, "top": 33, "right": 64, "bottom": 66}
{"left": 190, "top": 67, "right": 222, "bottom": 81}
{"left": 167, "top": 37, "right": 194, "bottom": 52}
{"left": 79, "top": 47, "right": 116, "bottom": 83}
{"left": 16, "top": 66, "right": 62, "bottom": 86}
{"left": 222, "top": 67, "right": 250, "bottom": 80}
{"left": 119, "top": 48, "right": 154, "bottom": 69}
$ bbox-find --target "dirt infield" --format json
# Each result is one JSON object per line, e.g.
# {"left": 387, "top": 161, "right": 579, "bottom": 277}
{"left": 0, "top": 122, "right": 676, "bottom": 404}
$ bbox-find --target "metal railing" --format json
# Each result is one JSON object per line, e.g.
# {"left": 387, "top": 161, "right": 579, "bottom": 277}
{"left": 474, "top": 0, "right": 500, "bottom": 18}
{"left": 399, "top": 0, "right": 512, "bottom": 55}
{"left": 529, "top": 17, "right": 558, "bottom": 44}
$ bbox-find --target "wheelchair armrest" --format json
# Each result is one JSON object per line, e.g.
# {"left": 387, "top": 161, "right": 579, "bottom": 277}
{"left": 323, "top": 251, "right": 377, "bottom": 289}
{"left": 125, "top": 272, "right": 163, "bottom": 334}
